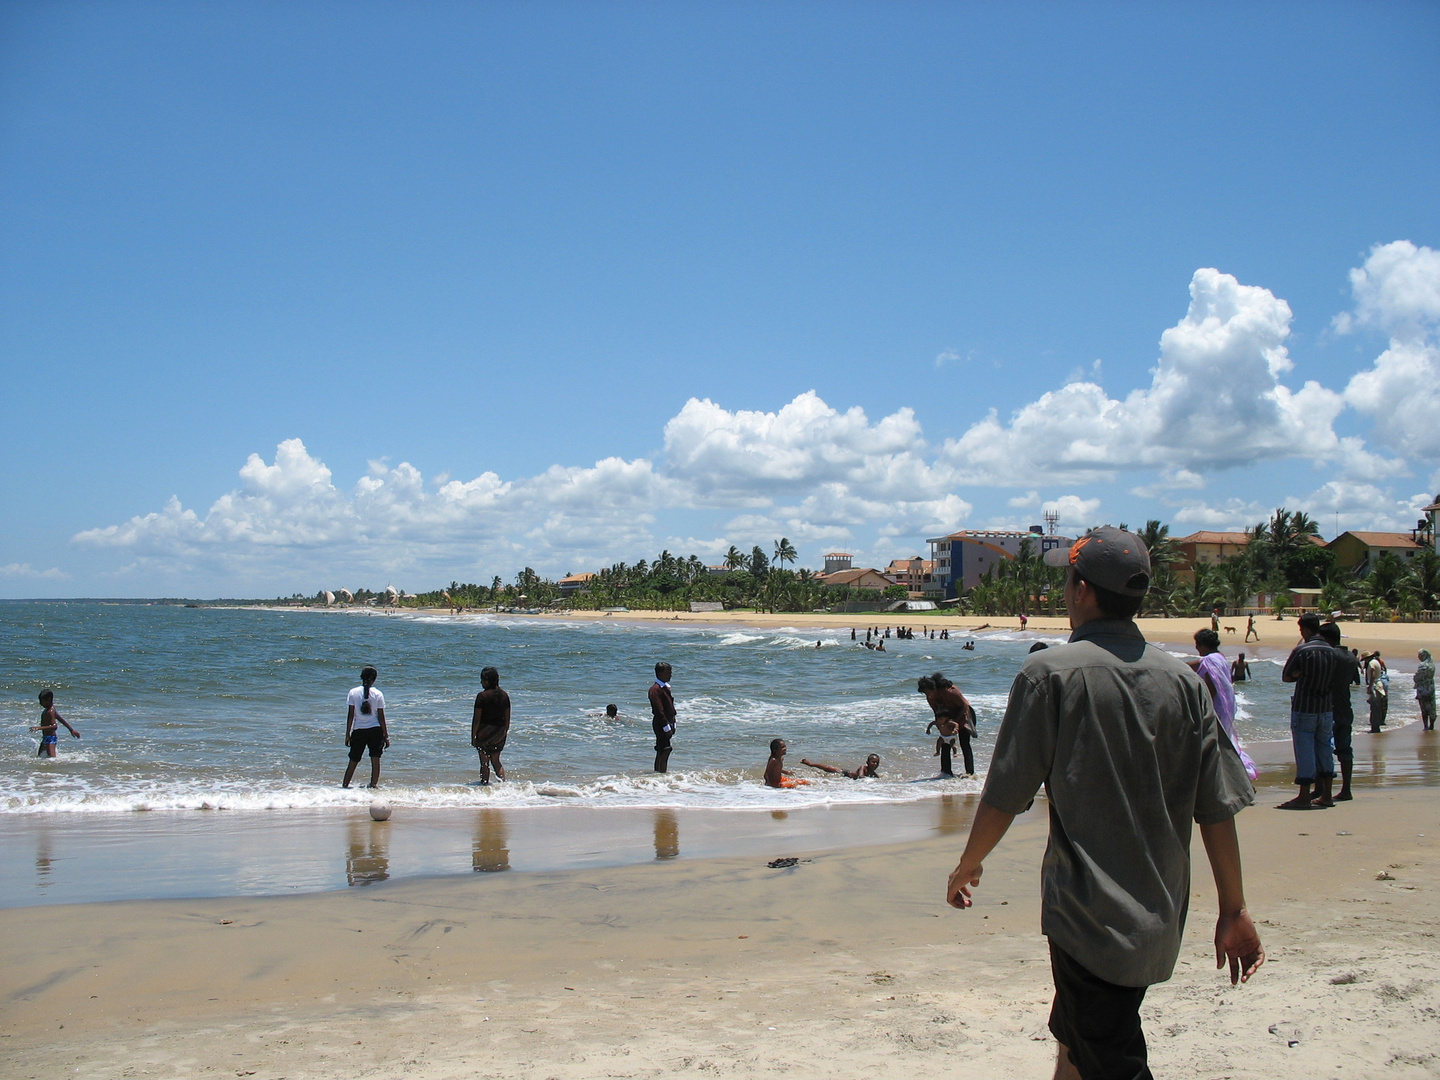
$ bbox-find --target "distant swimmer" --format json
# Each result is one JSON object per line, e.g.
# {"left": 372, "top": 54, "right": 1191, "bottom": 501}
{"left": 605, "top": 703, "right": 619, "bottom": 720}
{"left": 801, "top": 753, "right": 880, "bottom": 779}
{"left": 33, "top": 689, "right": 79, "bottom": 758}
{"left": 471, "top": 666, "right": 511, "bottom": 784}
{"left": 343, "top": 666, "right": 389, "bottom": 789}
{"left": 1231, "top": 652, "right": 1251, "bottom": 683}
{"left": 962, "top": 640, "right": 975, "bottom": 651}
{"left": 876, "top": 639, "right": 886, "bottom": 652}
{"left": 649, "top": 662, "right": 676, "bottom": 773}
{"left": 764, "top": 739, "right": 807, "bottom": 788}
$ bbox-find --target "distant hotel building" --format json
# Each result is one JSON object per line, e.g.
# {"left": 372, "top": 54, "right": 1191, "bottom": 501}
{"left": 926, "top": 527, "right": 1073, "bottom": 599}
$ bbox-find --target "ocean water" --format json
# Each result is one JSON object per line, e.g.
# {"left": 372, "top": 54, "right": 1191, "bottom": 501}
{"left": 1, "top": 602, "right": 1381, "bottom": 817}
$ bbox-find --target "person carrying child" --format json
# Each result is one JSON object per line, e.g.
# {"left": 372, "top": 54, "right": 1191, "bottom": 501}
{"left": 919, "top": 672, "right": 977, "bottom": 777}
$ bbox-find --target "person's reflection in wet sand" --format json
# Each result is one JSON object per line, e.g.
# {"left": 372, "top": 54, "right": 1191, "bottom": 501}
{"left": 653, "top": 809, "right": 679, "bottom": 860}
{"left": 345, "top": 818, "right": 390, "bottom": 887}
{"left": 1416, "top": 733, "right": 1440, "bottom": 786}
{"left": 35, "top": 833, "right": 55, "bottom": 888}
{"left": 472, "top": 808, "right": 511, "bottom": 873}
{"left": 770, "top": 810, "right": 788, "bottom": 821}
{"left": 934, "top": 793, "right": 973, "bottom": 837}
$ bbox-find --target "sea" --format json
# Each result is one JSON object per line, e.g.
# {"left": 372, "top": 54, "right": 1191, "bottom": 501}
{"left": 0, "top": 602, "right": 1416, "bottom": 905}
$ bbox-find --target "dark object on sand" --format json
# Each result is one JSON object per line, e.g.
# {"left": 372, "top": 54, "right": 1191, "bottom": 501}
{"left": 767, "top": 857, "right": 800, "bottom": 868}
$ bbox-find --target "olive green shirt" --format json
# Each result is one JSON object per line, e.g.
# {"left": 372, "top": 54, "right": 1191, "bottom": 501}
{"left": 981, "top": 618, "right": 1254, "bottom": 987}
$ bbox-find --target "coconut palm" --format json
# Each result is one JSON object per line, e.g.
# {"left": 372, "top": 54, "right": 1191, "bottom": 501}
{"left": 773, "top": 537, "right": 798, "bottom": 572}
{"left": 724, "top": 546, "right": 746, "bottom": 571}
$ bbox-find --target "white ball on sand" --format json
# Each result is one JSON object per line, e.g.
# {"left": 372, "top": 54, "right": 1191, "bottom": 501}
{"left": 369, "top": 801, "right": 392, "bottom": 821}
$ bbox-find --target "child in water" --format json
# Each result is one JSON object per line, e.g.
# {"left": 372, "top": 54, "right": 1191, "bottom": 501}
{"left": 33, "top": 689, "right": 80, "bottom": 757}
{"left": 764, "top": 739, "right": 807, "bottom": 788}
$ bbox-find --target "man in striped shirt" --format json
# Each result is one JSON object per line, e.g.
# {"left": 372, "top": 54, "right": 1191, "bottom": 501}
{"left": 1279, "top": 612, "right": 1338, "bottom": 809}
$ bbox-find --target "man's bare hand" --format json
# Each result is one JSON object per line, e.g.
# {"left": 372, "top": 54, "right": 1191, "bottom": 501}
{"left": 946, "top": 860, "right": 983, "bottom": 908}
{"left": 1215, "top": 908, "right": 1264, "bottom": 985}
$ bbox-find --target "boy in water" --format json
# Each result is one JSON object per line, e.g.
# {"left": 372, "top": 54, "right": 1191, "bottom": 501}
{"left": 801, "top": 753, "right": 880, "bottom": 779}
{"left": 33, "top": 690, "right": 80, "bottom": 757}
{"left": 764, "top": 739, "right": 806, "bottom": 788}
{"left": 471, "top": 666, "right": 511, "bottom": 784}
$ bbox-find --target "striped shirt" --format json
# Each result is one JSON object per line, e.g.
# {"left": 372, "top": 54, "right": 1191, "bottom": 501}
{"left": 1282, "top": 637, "right": 1338, "bottom": 714}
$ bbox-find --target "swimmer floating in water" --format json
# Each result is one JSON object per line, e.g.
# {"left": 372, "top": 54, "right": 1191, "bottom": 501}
{"left": 801, "top": 753, "right": 880, "bottom": 779}
{"left": 764, "top": 739, "right": 808, "bottom": 788}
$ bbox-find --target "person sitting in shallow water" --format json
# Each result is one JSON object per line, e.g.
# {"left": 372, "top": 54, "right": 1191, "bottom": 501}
{"left": 801, "top": 753, "right": 880, "bottom": 779}
{"left": 764, "top": 739, "right": 807, "bottom": 788}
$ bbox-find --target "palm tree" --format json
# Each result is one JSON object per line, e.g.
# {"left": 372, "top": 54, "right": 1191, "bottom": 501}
{"left": 724, "top": 546, "right": 746, "bottom": 571}
{"left": 1138, "top": 520, "right": 1178, "bottom": 568}
{"left": 773, "top": 537, "right": 797, "bottom": 572}
{"left": 1219, "top": 558, "right": 1256, "bottom": 612}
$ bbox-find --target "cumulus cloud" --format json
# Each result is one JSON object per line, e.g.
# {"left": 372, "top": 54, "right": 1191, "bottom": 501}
{"left": 1340, "top": 243, "right": 1440, "bottom": 461}
{"left": 941, "top": 268, "right": 1346, "bottom": 484}
{"left": 1041, "top": 495, "right": 1102, "bottom": 532}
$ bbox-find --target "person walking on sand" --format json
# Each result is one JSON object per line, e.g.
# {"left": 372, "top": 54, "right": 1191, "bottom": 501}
{"left": 1415, "top": 649, "right": 1436, "bottom": 731}
{"left": 343, "top": 666, "right": 389, "bottom": 789}
{"left": 32, "top": 689, "right": 80, "bottom": 758}
{"left": 649, "top": 662, "right": 676, "bottom": 773}
{"left": 1317, "top": 623, "right": 1361, "bottom": 801}
{"left": 1245, "top": 615, "right": 1258, "bottom": 642}
{"left": 471, "top": 666, "right": 511, "bottom": 784}
{"left": 801, "top": 753, "right": 880, "bottom": 779}
{"left": 945, "top": 527, "right": 1262, "bottom": 1080}
{"left": 1279, "top": 613, "right": 1337, "bottom": 809}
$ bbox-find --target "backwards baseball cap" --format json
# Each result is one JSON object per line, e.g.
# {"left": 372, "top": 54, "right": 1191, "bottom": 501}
{"left": 1043, "top": 526, "right": 1152, "bottom": 597}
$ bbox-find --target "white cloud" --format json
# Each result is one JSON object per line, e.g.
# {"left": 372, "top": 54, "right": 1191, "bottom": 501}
{"left": 1293, "top": 482, "right": 1433, "bottom": 535}
{"left": 1041, "top": 495, "right": 1102, "bottom": 532}
{"left": 1007, "top": 491, "right": 1040, "bottom": 509}
{"left": 941, "top": 268, "right": 1346, "bottom": 484}
{"left": 0, "top": 563, "right": 65, "bottom": 579}
{"left": 1170, "top": 499, "right": 1270, "bottom": 532}
{"left": 1333, "top": 240, "right": 1440, "bottom": 343}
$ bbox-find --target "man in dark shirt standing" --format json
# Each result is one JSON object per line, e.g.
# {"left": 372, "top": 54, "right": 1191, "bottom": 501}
{"left": 1317, "top": 622, "right": 1361, "bottom": 803}
{"left": 945, "top": 527, "right": 1261, "bottom": 1080}
{"left": 649, "top": 662, "right": 676, "bottom": 773}
{"left": 471, "top": 666, "right": 511, "bottom": 785}
{"left": 1279, "top": 612, "right": 1338, "bottom": 809}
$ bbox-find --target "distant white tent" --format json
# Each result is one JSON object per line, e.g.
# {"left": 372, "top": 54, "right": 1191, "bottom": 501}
{"left": 323, "top": 590, "right": 335, "bottom": 606}
{"left": 338, "top": 588, "right": 354, "bottom": 602}
{"left": 384, "top": 585, "right": 400, "bottom": 604}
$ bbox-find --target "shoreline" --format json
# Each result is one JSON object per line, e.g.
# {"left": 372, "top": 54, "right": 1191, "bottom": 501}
{"left": 3, "top": 759, "right": 1437, "bottom": 1079}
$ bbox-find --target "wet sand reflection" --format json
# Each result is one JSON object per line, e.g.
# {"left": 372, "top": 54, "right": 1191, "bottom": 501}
{"left": 653, "top": 809, "right": 679, "bottom": 860}
{"left": 472, "top": 808, "right": 510, "bottom": 873}
{"left": 345, "top": 819, "right": 390, "bottom": 887}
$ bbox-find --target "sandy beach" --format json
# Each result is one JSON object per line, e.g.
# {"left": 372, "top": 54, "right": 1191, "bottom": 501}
{"left": 513, "top": 608, "right": 1440, "bottom": 668}
{"left": 4, "top": 721, "right": 1437, "bottom": 1080}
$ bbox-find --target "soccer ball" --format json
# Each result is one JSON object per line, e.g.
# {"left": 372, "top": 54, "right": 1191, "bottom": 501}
{"left": 369, "top": 801, "right": 392, "bottom": 821}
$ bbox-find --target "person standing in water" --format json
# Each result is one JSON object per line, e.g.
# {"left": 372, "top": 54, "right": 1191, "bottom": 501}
{"left": 1415, "top": 649, "right": 1436, "bottom": 731}
{"left": 33, "top": 690, "right": 80, "bottom": 757}
{"left": 343, "top": 666, "right": 389, "bottom": 789}
{"left": 471, "top": 666, "right": 511, "bottom": 784}
{"left": 649, "top": 662, "right": 676, "bottom": 772}
{"left": 919, "top": 673, "right": 977, "bottom": 777}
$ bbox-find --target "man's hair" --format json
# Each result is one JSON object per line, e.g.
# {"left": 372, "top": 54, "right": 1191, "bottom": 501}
{"left": 655, "top": 662, "right": 671, "bottom": 678}
{"left": 916, "top": 676, "right": 935, "bottom": 692}
{"left": 480, "top": 666, "right": 499, "bottom": 689}
{"left": 769, "top": 738, "right": 784, "bottom": 755}
{"left": 930, "top": 672, "right": 954, "bottom": 690}
{"left": 38, "top": 689, "right": 53, "bottom": 705}
{"left": 1316, "top": 621, "right": 1342, "bottom": 647}
{"left": 1069, "top": 569, "right": 1144, "bottom": 620}
{"left": 1194, "top": 628, "right": 1220, "bottom": 651}
{"left": 1028, "top": 641, "right": 1050, "bottom": 653}
{"left": 1298, "top": 611, "right": 1322, "bottom": 634}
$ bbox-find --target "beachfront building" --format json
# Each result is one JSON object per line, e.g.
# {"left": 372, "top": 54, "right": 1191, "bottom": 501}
{"left": 1328, "top": 531, "right": 1425, "bottom": 575}
{"left": 558, "top": 572, "right": 597, "bottom": 595}
{"left": 1172, "top": 531, "right": 1250, "bottom": 580}
{"left": 817, "top": 567, "right": 895, "bottom": 592}
{"left": 885, "top": 557, "right": 937, "bottom": 596}
{"left": 1417, "top": 498, "right": 1440, "bottom": 555}
{"left": 822, "top": 552, "right": 854, "bottom": 575}
{"left": 925, "top": 528, "right": 1072, "bottom": 599}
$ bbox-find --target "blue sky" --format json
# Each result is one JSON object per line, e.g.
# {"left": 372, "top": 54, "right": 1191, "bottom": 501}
{"left": 2, "top": 2, "right": 1438, "bottom": 597}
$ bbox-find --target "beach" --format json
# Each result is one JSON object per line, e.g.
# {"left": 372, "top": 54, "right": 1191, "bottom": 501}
{"left": 3, "top": 603, "right": 1438, "bottom": 1078}
{"left": 3, "top": 720, "right": 1438, "bottom": 1079}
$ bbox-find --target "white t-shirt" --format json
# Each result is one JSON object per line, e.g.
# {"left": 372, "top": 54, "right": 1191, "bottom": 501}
{"left": 348, "top": 685, "right": 386, "bottom": 729}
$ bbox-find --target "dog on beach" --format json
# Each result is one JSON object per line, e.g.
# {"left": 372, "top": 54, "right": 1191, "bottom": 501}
{"left": 1223, "top": 626, "right": 1236, "bottom": 635}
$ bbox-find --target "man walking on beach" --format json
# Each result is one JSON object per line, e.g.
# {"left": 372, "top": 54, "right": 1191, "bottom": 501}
{"left": 649, "top": 662, "right": 676, "bottom": 773}
{"left": 1280, "top": 612, "right": 1338, "bottom": 809}
{"left": 945, "top": 527, "right": 1263, "bottom": 1080}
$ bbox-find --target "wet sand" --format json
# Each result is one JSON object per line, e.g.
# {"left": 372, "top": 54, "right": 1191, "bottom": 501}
{"left": 3, "top": 724, "right": 1437, "bottom": 1079}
